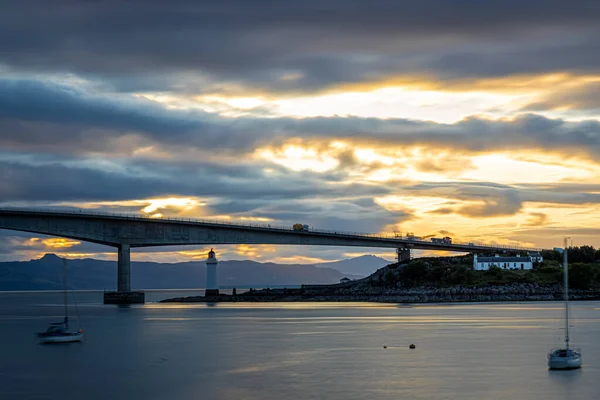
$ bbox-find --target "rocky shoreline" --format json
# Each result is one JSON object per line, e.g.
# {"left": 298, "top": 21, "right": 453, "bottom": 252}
{"left": 160, "top": 283, "right": 600, "bottom": 303}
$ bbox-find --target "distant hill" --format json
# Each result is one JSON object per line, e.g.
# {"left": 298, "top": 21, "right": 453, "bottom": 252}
{"left": 0, "top": 254, "right": 373, "bottom": 290}
{"left": 315, "top": 254, "right": 392, "bottom": 277}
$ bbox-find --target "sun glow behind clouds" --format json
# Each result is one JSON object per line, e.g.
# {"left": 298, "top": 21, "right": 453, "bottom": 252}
{"left": 60, "top": 197, "right": 206, "bottom": 217}
{"left": 256, "top": 139, "right": 600, "bottom": 189}
{"left": 141, "top": 197, "right": 201, "bottom": 214}
{"left": 18, "top": 238, "right": 81, "bottom": 249}
{"left": 41, "top": 238, "right": 81, "bottom": 248}
{"left": 256, "top": 145, "right": 339, "bottom": 172}
{"left": 156, "top": 83, "right": 535, "bottom": 122}
{"left": 274, "top": 87, "right": 525, "bottom": 122}
{"left": 235, "top": 244, "right": 277, "bottom": 258}
{"left": 375, "top": 195, "right": 600, "bottom": 248}
{"left": 462, "top": 154, "right": 596, "bottom": 184}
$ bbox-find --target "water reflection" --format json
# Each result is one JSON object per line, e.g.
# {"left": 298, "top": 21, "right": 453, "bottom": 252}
{"left": 0, "top": 292, "right": 598, "bottom": 400}
{"left": 547, "top": 368, "right": 583, "bottom": 400}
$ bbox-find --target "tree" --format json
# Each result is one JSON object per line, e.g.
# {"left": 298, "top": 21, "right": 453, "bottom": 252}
{"left": 401, "top": 260, "right": 430, "bottom": 286}
{"left": 429, "top": 265, "right": 450, "bottom": 285}
{"left": 537, "top": 265, "right": 562, "bottom": 286}
{"left": 566, "top": 246, "right": 597, "bottom": 264}
{"left": 541, "top": 249, "right": 562, "bottom": 262}
{"left": 486, "top": 265, "right": 503, "bottom": 278}
{"left": 578, "top": 246, "right": 596, "bottom": 263}
{"left": 384, "top": 268, "right": 396, "bottom": 287}
{"left": 449, "top": 265, "right": 474, "bottom": 285}
{"left": 569, "top": 263, "right": 594, "bottom": 290}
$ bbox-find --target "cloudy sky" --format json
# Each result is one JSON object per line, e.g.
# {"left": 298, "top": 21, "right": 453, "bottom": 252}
{"left": 2, "top": 0, "right": 600, "bottom": 263}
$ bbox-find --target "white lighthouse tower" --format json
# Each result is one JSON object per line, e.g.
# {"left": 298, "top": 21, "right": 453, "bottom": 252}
{"left": 205, "top": 248, "right": 219, "bottom": 296}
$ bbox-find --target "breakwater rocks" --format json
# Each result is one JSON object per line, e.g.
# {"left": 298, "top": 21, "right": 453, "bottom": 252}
{"left": 160, "top": 283, "right": 600, "bottom": 303}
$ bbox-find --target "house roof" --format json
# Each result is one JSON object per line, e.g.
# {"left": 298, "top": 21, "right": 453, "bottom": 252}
{"left": 477, "top": 257, "right": 532, "bottom": 263}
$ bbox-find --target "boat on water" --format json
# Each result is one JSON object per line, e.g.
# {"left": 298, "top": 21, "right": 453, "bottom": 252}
{"left": 37, "top": 259, "right": 84, "bottom": 344}
{"left": 37, "top": 317, "right": 84, "bottom": 344}
{"left": 547, "top": 238, "right": 582, "bottom": 370}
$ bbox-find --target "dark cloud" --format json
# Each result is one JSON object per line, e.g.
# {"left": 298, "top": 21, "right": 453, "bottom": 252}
{"left": 0, "top": 79, "right": 204, "bottom": 140}
{"left": 0, "top": 155, "right": 392, "bottom": 207}
{"left": 2, "top": 79, "right": 600, "bottom": 162}
{"left": 429, "top": 34, "right": 600, "bottom": 81}
{"left": 404, "top": 181, "right": 600, "bottom": 209}
{"left": 456, "top": 189, "right": 523, "bottom": 218}
{"left": 437, "top": 230, "right": 456, "bottom": 237}
{"left": 414, "top": 183, "right": 524, "bottom": 217}
{"left": 0, "top": 160, "right": 188, "bottom": 202}
{"left": 1, "top": 1, "right": 600, "bottom": 92}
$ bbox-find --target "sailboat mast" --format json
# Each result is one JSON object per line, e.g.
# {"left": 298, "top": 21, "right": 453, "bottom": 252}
{"left": 564, "top": 237, "right": 569, "bottom": 349}
{"left": 63, "top": 259, "right": 69, "bottom": 330}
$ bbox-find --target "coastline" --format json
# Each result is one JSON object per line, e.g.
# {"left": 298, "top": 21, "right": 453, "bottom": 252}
{"left": 160, "top": 283, "right": 600, "bottom": 304}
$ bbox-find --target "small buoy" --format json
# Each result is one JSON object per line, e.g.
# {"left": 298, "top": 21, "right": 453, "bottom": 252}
{"left": 383, "top": 345, "right": 387, "bottom": 349}
{"left": 409, "top": 344, "right": 416, "bottom": 349}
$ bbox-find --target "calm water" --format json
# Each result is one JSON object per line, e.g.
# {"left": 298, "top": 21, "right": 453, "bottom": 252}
{"left": 0, "top": 291, "right": 598, "bottom": 400}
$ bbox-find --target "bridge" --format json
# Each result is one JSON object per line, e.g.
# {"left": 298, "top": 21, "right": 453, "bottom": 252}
{"left": 0, "top": 208, "right": 543, "bottom": 302}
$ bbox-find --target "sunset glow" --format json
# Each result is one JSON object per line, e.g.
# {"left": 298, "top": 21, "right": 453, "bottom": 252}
{"left": 2, "top": 2, "right": 600, "bottom": 263}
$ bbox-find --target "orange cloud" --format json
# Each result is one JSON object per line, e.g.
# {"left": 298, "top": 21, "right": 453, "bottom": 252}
{"left": 41, "top": 238, "right": 81, "bottom": 249}
{"left": 235, "top": 244, "right": 277, "bottom": 259}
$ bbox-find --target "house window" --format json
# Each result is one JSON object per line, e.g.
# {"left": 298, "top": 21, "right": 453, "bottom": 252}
{"left": 521, "top": 263, "right": 524, "bottom": 270}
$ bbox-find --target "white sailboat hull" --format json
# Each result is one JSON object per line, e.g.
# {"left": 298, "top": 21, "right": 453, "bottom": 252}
{"left": 548, "top": 349, "right": 582, "bottom": 370}
{"left": 38, "top": 333, "right": 83, "bottom": 344}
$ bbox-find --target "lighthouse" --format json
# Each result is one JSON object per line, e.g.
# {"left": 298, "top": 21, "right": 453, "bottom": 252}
{"left": 205, "top": 248, "right": 219, "bottom": 296}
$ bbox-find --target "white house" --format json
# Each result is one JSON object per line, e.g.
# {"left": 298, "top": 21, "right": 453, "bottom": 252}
{"left": 527, "top": 252, "right": 543, "bottom": 263}
{"left": 473, "top": 254, "right": 533, "bottom": 271}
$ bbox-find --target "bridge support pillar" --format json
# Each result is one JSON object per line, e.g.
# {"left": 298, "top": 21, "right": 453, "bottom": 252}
{"left": 397, "top": 248, "right": 411, "bottom": 263}
{"left": 104, "top": 243, "right": 144, "bottom": 304}
{"left": 205, "top": 248, "right": 219, "bottom": 296}
{"left": 118, "top": 243, "right": 131, "bottom": 292}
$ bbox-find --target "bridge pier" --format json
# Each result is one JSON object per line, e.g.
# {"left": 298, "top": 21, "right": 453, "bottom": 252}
{"left": 118, "top": 243, "right": 131, "bottom": 292}
{"left": 103, "top": 243, "right": 145, "bottom": 304}
{"left": 397, "top": 248, "right": 411, "bottom": 263}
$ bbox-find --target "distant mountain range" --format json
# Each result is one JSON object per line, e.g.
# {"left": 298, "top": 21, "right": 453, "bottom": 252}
{"left": 0, "top": 253, "right": 391, "bottom": 290}
{"left": 314, "top": 255, "right": 392, "bottom": 276}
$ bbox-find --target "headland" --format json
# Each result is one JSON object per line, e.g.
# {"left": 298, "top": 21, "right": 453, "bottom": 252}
{"left": 161, "top": 250, "right": 600, "bottom": 304}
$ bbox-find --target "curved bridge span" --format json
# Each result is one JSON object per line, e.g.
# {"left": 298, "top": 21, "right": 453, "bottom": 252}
{"left": 0, "top": 208, "right": 544, "bottom": 296}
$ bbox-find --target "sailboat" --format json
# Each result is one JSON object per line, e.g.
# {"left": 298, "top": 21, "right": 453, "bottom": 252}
{"left": 547, "top": 238, "right": 582, "bottom": 370}
{"left": 37, "top": 259, "right": 84, "bottom": 344}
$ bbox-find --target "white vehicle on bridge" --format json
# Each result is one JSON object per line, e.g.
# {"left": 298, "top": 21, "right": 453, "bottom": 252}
{"left": 431, "top": 237, "right": 452, "bottom": 244}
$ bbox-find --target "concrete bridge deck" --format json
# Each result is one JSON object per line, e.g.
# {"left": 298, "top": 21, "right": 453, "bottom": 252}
{"left": 0, "top": 208, "right": 544, "bottom": 302}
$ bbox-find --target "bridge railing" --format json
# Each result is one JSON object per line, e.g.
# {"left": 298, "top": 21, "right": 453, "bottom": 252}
{"left": 0, "top": 207, "right": 542, "bottom": 252}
